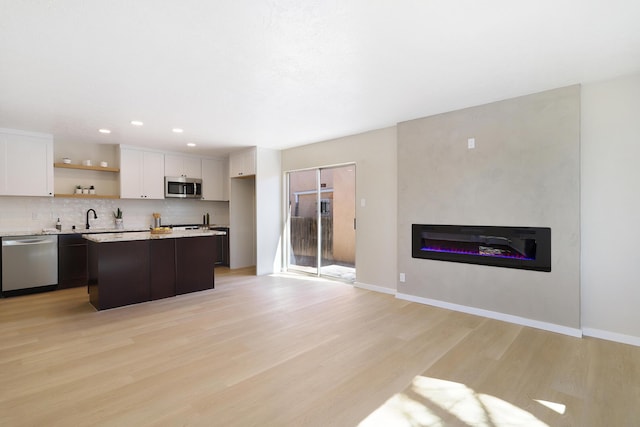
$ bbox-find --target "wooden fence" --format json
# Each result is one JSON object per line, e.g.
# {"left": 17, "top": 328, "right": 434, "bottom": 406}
{"left": 290, "top": 217, "right": 333, "bottom": 260}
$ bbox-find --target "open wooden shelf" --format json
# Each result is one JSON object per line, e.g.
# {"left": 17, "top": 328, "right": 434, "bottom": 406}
{"left": 55, "top": 193, "right": 120, "bottom": 199}
{"left": 54, "top": 163, "right": 120, "bottom": 173}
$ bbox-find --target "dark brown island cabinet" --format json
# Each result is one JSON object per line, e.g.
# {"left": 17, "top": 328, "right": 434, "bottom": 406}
{"left": 86, "top": 232, "right": 218, "bottom": 310}
{"left": 58, "top": 234, "right": 88, "bottom": 289}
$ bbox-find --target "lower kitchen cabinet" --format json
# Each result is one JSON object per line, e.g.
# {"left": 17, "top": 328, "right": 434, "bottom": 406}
{"left": 58, "top": 234, "right": 88, "bottom": 289}
{"left": 212, "top": 227, "right": 229, "bottom": 267}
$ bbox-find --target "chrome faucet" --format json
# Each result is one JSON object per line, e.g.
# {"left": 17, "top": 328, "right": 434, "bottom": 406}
{"left": 86, "top": 209, "right": 97, "bottom": 229}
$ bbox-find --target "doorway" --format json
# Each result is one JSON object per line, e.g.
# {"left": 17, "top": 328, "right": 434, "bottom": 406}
{"left": 287, "top": 164, "right": 356, "bottom": 282}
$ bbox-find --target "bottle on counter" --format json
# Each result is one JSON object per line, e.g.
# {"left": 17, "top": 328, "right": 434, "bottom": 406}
{"left": 56, "top": 218, "right": 62, "bottom": 231}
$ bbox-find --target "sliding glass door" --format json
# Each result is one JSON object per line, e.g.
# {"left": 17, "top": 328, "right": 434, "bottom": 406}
{"left": 287, "top": 169, "right": 319, "bottom": 275}
{"left": 287, "top": 164, "right": 355, "bottom": 282}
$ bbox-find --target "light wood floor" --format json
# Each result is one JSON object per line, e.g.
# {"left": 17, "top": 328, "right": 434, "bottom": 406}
{"left": 1, "top": 269, "right": 639, "bottom": 426}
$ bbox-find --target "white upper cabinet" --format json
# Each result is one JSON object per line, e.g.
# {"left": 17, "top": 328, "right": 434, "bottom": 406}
{"left": 0, "top": 128, "right": 53, "bottom": 197}
{"left": 229, "top": 147, "right": 256, "bottom": 178}
{"left": 165, "top": 154, "right": 202, "bottom": 178}
{"left": 119, "top": 146, "right": 165, "bottom": 199}
{"left": 201, "top": 157, "right": 229, "bottom": 201}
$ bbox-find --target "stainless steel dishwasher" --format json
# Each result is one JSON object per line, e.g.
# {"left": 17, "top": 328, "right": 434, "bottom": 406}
{"left": 1, "top": 235, "right": 58, "bottom": 296}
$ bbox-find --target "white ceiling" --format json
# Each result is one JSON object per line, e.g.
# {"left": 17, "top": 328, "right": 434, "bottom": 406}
{"left": 1, "top": 1, "right": 639, "bottom": 156}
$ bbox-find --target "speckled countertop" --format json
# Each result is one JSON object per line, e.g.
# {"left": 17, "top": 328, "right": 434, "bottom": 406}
{"left": 0, "top": 227, "right": 148, "bottom": 237}
{"left": 0, "top": 225, "right": 229, "bottom": 237}
{"left": 82, "top": 229, "right": 224, "bottom": 243}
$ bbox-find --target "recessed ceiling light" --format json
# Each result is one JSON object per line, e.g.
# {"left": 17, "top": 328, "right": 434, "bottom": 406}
{"left": 187, "top": 143, "right": 196, "bottom": 147}
{"left": 130, "top": 120, "right": 144, "bottom": 126}
{"left": 172, "top": 128, "right": 183, "bottom": 133}
{"left": 98, "top": 129, "right": 111, "bottom": 134}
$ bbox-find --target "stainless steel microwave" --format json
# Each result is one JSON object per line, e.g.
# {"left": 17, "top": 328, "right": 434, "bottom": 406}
{"left": 165, "top": 176, "right": 203, "bottom": 199}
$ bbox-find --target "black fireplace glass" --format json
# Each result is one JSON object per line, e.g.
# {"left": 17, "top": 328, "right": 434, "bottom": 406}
{"left": 412, "top": 224, "right": 551, "bottom": 272}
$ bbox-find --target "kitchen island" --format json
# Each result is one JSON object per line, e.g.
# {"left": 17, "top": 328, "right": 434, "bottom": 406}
{"left": 84, "top": 230, "right": 224, "bottom": 310}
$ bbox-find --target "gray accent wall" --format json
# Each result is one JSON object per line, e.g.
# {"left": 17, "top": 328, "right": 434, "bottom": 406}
{"left": 397, "top": 86, "right": 581, "bottom": 329}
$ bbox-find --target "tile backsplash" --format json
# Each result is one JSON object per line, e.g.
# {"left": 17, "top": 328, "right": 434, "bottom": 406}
{"left": 0, "top": 196, "right": 229, "bottom": 232}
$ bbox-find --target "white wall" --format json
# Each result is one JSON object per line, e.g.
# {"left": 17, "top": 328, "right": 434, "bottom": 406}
{"left": 281, "top": 127, "right": 398, "bottom": 293}
{"left": 53, "top": 140, "right": 120, "bottom": 197}
{"left": 229, "top": 177, "right": 256, "bottom": 269}
{"left": 581, "top": 72, "right": 640, "bottom": 346}
{"left": 256, "top": 147, "right": 282, "bottom": 275}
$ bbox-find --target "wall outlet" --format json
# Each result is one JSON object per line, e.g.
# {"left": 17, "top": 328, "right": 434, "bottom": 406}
{"left": 360, "top": 198, "right": 366, "bottom": 208}
{"left": 399, "top": 273, "right": 406, "bottom": 282}
{"left": 468, "top": 138, "right": 476, "bottom": 149}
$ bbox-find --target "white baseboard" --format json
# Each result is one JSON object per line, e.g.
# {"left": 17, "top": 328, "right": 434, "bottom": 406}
{"left": 354, "top": 282, "right": 396, "bottom": 295}
{"left": 396, "top": 293, "right": 583, "bottom": 338}
{"left": 582, "top": 327, "right": 640, "bottom": 347}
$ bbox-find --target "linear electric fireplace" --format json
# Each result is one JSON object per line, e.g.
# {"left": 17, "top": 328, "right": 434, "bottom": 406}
{"left": 412, "top": 224, "right": 551, "bottom": 272}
